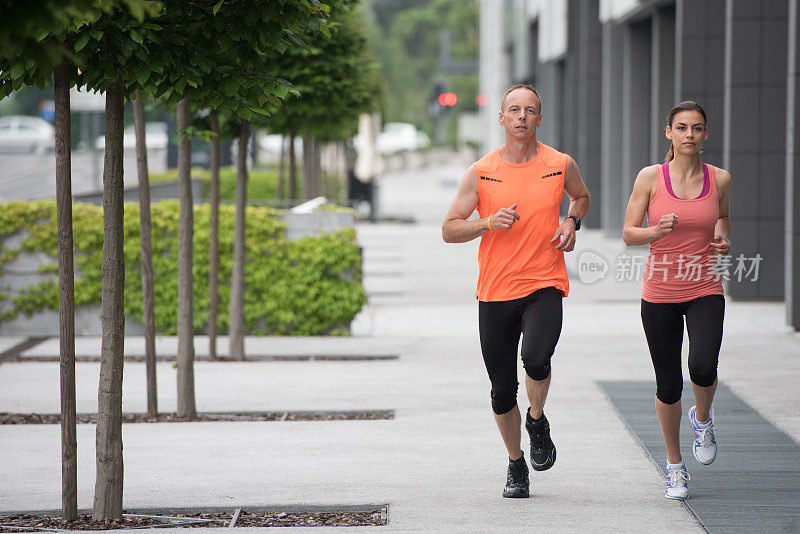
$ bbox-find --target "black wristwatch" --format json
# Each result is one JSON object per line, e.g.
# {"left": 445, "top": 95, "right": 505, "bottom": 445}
{"left": 566, "top": 215, "right": 581, "bottom": 231}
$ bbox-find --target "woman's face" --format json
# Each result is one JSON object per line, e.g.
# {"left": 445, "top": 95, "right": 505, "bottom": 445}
{"left": 666, "top": 110, "right": 708, "bottom": 158}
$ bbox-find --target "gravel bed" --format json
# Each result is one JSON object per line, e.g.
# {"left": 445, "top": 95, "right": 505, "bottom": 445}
{"left": 0, "top": 510, "right": 385, "bottom": 530}
{"left": 0, "top": 411, "right": 394, "bottom": 425}
{"left": 6, "top": 355, "right": 395, "bottom": 363}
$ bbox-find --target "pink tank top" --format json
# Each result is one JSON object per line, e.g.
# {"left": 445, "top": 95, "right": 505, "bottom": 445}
{"left": 641, "top": 163, "right": 724, "bottom": 303}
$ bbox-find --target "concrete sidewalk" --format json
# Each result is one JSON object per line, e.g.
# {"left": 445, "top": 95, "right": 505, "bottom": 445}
{"left": 1, "top": 156, "right": 799, "bottom": 532}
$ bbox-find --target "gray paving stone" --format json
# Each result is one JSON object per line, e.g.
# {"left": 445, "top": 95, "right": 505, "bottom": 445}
{"left": 599, "top": 380, "right": 800, "bottom": 533}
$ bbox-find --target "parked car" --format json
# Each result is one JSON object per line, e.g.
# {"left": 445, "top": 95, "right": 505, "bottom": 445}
{"left": 94, "top": 121, "right": 168, "bottom": 151}
{"left": 0, "top": 115, "right": 55, "bottom": 153}
{"left": 376, "top": 122, "right": 430, "bottom": 154}
{"left": 258, "top": 133, "right": 303, "bottom": 159}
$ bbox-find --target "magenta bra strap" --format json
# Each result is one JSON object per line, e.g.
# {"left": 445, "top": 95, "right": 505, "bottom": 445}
{"left": 662, "top": 163, "right": 710, "bottom": 200}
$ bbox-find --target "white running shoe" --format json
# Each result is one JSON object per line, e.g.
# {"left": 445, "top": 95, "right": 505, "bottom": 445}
{"left": 689, "top": 405, "right": 717, "bottom": 465}
{"left": 665, "top": 463, "right": 690, "bottom": 500}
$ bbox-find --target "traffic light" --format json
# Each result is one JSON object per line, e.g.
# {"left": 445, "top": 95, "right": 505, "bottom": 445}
{"left": 438, "top": 92, "right": 457, "bottom": 107}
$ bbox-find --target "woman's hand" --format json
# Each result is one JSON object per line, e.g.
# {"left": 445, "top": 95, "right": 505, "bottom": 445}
{"left": 652, "top": 213, "right": 678, "bottom": 240}
{"left": 711, "top": 235, "right": 730, "bottom": 256}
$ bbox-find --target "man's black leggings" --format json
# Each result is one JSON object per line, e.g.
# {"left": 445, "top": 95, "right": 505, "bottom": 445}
{"left": 640, "top": 295, "right": 724, "bottom": 405}
{"left": 478, "top": 287, "right": 563, "bottom": 415}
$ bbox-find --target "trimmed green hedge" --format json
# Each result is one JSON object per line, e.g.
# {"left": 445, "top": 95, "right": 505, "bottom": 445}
{"left": 0, "top": 200, "right": 366, "bottom": 335}
{"left": 150, "top": 165, "right": 344, "bottom": 202}
{"left": 150, "top": 166, "right": 281, "bottom": 200}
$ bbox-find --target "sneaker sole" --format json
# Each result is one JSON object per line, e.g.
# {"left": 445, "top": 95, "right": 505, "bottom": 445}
{"left": 531, "top": 447, "right": 556, "bottom": 471}
{"left": 502, "top": 488, "right": 530, "bottom": 498}
{"left": 665, "top": 493, "right": 688, "bottom": 500}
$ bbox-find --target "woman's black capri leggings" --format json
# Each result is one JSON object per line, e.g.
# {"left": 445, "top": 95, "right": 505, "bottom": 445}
{"left": 479, "top": 287, "right": 563, "bottom": 415}
{"left": 640, "top": 294, "right": 724, "bottom": 405}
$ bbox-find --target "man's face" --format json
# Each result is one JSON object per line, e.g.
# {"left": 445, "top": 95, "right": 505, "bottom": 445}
{"left": 499, "top": 88, "right": 541, "bottom": 141}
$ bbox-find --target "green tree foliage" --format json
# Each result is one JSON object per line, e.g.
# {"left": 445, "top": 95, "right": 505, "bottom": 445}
{"left": 0, "top": 0, "right": 150, "bottom": 70}
{"left": 367, "top": 0, "right": 478, "bottom": 129}
{"left": 0, "top": 1, "right": 161, "bottom": 97}
{"left": 0, "top": 0, "right": 332, "bottom": 114}
{"left": 146, "top": 0, "right": 330, "bottom": 119}
{"left": 265, "top": 0, "right": 381, "bottom": 141}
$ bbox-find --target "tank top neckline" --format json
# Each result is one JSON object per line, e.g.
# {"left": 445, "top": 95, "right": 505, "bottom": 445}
{"left": 662, "top": 162, "right": 711, "bottom": 201}
{"left": 495, "top": 142, "right": 544, "bottom": 168}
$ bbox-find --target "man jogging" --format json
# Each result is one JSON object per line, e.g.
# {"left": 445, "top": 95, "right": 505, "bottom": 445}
{"left": 442, "top": 84, "right": 590, "bottom": 498}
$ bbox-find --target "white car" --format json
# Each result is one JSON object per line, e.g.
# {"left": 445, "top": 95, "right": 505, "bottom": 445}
{"left": 94, "top": 121, "right": 168, "bottom": 151}
{"left": 258, "top": 133, "right": 303, "bottom": 159}
{"left": 376, "top": 122, "right": 430, "bottom": 154}
{"left": 0, "top": 115, "right": 55, "bottom": 153}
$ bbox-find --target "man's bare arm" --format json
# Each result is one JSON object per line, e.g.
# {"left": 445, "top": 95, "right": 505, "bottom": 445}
{"left": 442, "top": 165, "right": 519, "bottom": 243}
{"left": 550, "top": 156, "right": 591, "bottom": 251}
{"left": 563, "top": 156, "right": 590, "bottom": 221}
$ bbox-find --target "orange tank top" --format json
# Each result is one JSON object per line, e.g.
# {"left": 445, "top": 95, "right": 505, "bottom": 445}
{"left": 642, "top": 162, "right": 724, "bottom": 302}
{"left": 474, "top": 143, "right": 570, "bottom": 301}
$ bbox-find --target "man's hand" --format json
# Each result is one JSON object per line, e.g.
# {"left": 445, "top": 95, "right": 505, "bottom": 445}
{"left": 489, "top": 203, "right": 520, "bottom": 230}
{"left": 711, "top": 235, "right": 730, "bottom": 256}
{"left": 550, "top": 218, "right": 577, "bottom": 252}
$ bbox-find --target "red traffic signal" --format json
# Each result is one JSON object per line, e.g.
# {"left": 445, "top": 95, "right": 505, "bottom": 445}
{"left": 438, "top": 92, "right": 457, "bottom": 107}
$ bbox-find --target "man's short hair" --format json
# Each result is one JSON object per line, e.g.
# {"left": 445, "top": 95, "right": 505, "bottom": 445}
{"left": 501, "top": 84, "right": 541, "bottom": 113}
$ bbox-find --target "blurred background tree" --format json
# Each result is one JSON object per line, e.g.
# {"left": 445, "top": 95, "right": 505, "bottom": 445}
{"left": 367, "top": 0, "right": 478, "bottom": 141}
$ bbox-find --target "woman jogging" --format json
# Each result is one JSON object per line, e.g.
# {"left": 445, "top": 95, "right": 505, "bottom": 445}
{"left": 622, "top": 101, "right": 732, "bottom": 500}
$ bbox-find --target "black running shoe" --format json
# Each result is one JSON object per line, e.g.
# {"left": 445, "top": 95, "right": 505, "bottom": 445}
{"left": 526, "top": 409, "right": 556, "bottom": 471}
{"left": 502, "top": 455, "right": 530, "bottom": 498}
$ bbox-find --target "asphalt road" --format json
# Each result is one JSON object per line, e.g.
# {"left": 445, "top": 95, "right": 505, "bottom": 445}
{"left": 0, "top": 148, "right": 167, "bottom": 202}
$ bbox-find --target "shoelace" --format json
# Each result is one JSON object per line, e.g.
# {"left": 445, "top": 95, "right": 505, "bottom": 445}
{"left": 695, "top": 426, "right": 715, "bottom": 446}
{"left": 530, "top": 423, "right": 548, "bottom": 448}
{"left": 667, "top": 469, "right": 690, "bottom": 487}
{"left": 507, "top": 463, "right": 527, "bottom": 484}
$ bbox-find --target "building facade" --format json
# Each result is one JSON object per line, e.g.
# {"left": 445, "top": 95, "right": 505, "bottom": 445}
{"left": 479, "top": 0, "right": 800, "bottom": 330}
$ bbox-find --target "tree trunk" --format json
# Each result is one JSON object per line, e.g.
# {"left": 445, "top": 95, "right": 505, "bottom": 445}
{"left": 302, "top": 135, "right": 314, "bottom": 200}
{"left": 132, "top": 91, "right": 157, "bottom": 418}
{"left": 176, "top": 96, "right": 196, "bottom": 418}
{"left": 277, "top": 135, "right": 285, "bottom": 203}
{"left": 288, "top": 130, "right": 297, "bottom": 201}
{"left": 208, "top": 115, "right": 220, "bottom": 361}
{"left": 54, "top": 64, "right": 76, "bottom": 523}
{"left": 313, "top": 139, "right": 322, "bottom": 198}
{"left": 229, "top": 121, "right": 249, "bottom": 361}
{"left": 93, "top": 75, "right": 125, "bottom": 521}
{"left": 250, "top": 129, "right": 258, "bottom": 168}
